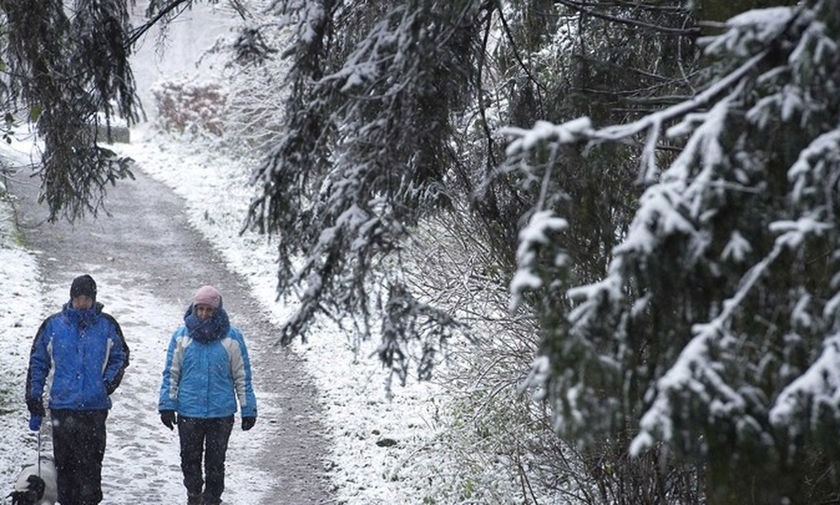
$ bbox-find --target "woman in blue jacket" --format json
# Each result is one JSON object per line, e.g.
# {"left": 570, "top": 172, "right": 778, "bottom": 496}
{"left": 26, "top": 274, "right": 130, "bottom": 505}
{"left": 158, "top": 285, "right": 258, "bottom": 505}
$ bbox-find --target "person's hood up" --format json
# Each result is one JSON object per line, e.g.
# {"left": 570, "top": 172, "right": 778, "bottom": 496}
{"left": 62, "top": 301, "right": 104, "bottom": 327}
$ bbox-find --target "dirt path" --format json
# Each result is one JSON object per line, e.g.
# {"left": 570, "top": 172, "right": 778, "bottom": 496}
{"left": 8, "top": 167, "right": 334, "bottom": 505}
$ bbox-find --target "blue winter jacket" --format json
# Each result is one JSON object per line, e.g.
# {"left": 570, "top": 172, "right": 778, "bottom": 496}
{"left": 158, "top": 304, "right": 257, "bottom": 418}
{"left": 26, "top": 302, "right": 130, "bottom": 410}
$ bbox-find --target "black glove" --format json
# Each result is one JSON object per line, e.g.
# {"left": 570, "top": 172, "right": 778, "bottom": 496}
{"left": 160, "top": 410, "right": 177, "bottom": 430}
{"left": 26, "top": 398, "right": 45, "bottom": 417}
{"left": 105, "top": 381, "right": 117, "bottom": 395}
{"left": 241, "top": 417, "right": 256, "bottom": 431}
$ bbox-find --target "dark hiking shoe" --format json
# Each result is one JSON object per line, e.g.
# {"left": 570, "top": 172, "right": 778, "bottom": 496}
{"left": 187, "top": 493, "right": 203, "bottom": 505}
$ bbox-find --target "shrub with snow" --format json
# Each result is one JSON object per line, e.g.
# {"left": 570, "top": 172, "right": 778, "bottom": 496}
{"left": 151, "top": 79, "right": 226, "bottom": 137}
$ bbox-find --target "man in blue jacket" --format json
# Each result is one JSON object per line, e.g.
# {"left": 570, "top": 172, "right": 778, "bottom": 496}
{"left": 26, "top": 274, "right": 130, "bottom": 505}
{"left": 159, "top": 285, "right": 258, "bottom": 505}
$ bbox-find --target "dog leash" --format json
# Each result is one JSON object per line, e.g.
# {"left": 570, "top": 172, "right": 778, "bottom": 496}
{"left": 36, "top": 426, "right": 41, "bottom": 477}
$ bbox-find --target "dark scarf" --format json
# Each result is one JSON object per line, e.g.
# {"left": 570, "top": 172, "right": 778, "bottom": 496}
{"left": 63, "top": 301, "right": 102, "bottom": 328}
{"left": 184, "top": 303, "right": 230, "bottom": 343}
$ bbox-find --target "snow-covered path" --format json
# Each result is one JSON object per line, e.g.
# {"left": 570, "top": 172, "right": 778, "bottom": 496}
{"left": 7, "top": 162, "right": 333, "bottom": 504}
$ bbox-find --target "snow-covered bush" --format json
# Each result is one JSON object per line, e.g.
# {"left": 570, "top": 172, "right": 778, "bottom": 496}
{"left": 151, "top": 78, "right": 226, "bottom": 136}
{"left": 396, "top": 211, "right": 560, "bottom": 504}
{"left": 397, "top": 208, "right": 701, "bottom": 505}
{"left": 220, "top": 23, "right": 289, "bottom": 155}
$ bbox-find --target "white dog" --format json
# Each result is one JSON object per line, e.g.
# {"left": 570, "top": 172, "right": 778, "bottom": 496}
{"left": 8, "top": 456, "right": 57, "bottom": 505}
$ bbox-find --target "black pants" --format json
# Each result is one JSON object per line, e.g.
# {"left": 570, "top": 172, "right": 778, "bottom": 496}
{"left": 51, "top": 409, "right": 108, "bottom": 505}
{"left": 178, "top": 415, "right": 234, "bottom": 504}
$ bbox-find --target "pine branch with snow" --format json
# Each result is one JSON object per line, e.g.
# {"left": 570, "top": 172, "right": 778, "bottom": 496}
{"left": 245, "top": 0, "right": 490, "bottom": 377}
{"left": 4, "top": 0, "right": 138, "bottom": 221}
{"left": 506, "top": 1, "right": 840, "bottom": 502}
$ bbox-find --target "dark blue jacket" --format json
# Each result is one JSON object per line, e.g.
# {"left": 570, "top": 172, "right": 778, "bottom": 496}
{"left": 26, "top": 302, "right": 130, "bottom": 410}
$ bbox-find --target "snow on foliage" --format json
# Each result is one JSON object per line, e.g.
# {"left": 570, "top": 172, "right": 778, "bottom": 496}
{"left": 504, "top": 1, "right": 840, "bottom": 498}
{"left": 769, "top": 334, "right": 840, "bottom": 439}
{"left": 245, "top": 0, "right": 487, "bottom": 386}
{"left": 152, "top": 79, "right": 226, "bottom": 136}
{"left": 503, "top": 118, "right": 593, "bottom": 156}
{"left": 510, "top": 210, "right": 568, "bottom": 309}
{"left": 702, "top": 7, "right": 799, "bottom": 57}
{"left": 5, "top": 0, "right": 137, "bottom": 220}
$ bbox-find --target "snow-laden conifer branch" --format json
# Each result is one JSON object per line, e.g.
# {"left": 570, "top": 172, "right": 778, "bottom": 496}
{"left": 509, "top": 210, "right": 568, "bottom": 310}
{"left": 504, "top": 3, "right": 840, "bottom": 489}
{"left": 247, "top": 0, "right": 491, "bottom": 381}
{"left": 503, "top": 49, "right": 766, "bottom": 185}
{"left": 5, "top": 0, "right": 138, "bottom": 221}
{"left": 631, "top": 215, "right": 832, "bottom": 456}
{"left": 769, "top": 334, "right": 840, "bottom": 443}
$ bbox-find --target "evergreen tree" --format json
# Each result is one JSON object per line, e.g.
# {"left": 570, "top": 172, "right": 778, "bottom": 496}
{"left": 240, "top": 2, "right": 703, "bottom": 500}
{"left": 245, "top": 0, "right": 491, "bottom": 385}
{"left": 242, "top": 0, "right": 696, "bottom": 386}
{"left": 508, "top": 1, "right": 840, "bottom": 503}
{"left": 3, "top": 0, "right": 138, "bottom": 220}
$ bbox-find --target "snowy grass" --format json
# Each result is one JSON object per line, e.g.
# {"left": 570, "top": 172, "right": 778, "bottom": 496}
{"left": 0, "top": 142, "right": 49, "bottom": 491}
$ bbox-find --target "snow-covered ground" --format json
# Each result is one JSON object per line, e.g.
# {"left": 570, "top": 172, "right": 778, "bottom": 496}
{"left": 0, "top": 135, "right": 273, "bottom": 504}
{"left": 0, "top": 142, "right": 48, "bottom": 499}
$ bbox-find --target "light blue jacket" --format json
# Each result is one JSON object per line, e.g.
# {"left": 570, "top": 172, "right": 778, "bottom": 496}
{"left": 158, "top": 305, "right": 257, "bottom": 418}
{"left": 27, "top": 302, "right": 130, "bottom": 410}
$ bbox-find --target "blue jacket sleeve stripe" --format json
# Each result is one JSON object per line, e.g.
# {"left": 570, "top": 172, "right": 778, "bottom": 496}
{"left": 158, "top": 330, "right": 181, "bottom": 411}
{"left": 231, "top": 329, "right": 258, "bottom": 418}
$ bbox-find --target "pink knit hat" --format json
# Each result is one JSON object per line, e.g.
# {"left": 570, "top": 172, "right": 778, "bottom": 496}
{"left": 193, "top": 285, "right": 221, "bottom": 309}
